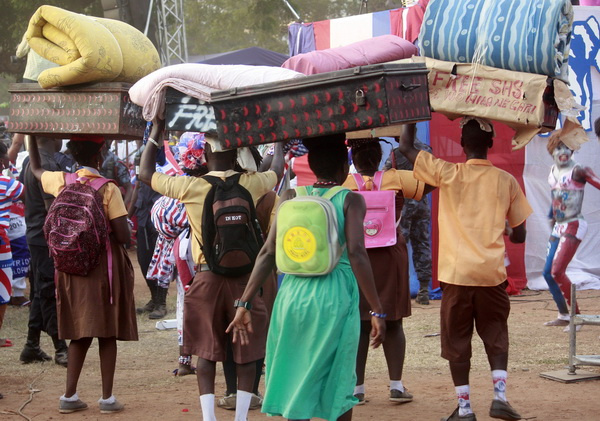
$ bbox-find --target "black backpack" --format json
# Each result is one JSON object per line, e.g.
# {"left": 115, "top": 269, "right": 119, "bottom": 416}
{"left": 200, "top": 173, "right": 264, "bottom": 277}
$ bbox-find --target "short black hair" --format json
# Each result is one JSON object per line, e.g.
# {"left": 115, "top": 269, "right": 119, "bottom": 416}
{"left": 0, "top": 141, "right": 7, "bottom": 156}
{"left": 348, "top": 138, "right": 382, "bottom": 170}
{"left": 461, "top": 119, "right": 493, "bottom": 152}
{"left": 594, "top": 117, "right": 600, "bottom": 138}
{"left": 67, "top": 140, "right": 103, "bottom": 167}
{"left": 303, "top": 133, "right": 348, "bottom": 179}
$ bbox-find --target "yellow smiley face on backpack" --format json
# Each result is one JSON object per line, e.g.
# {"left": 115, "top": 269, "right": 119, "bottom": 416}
{"left": 282, "top": 226, "right": 317, "bottom": 263}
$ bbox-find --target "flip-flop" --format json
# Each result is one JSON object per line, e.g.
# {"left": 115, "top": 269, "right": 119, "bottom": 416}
{"left": 0, "top": 339, "right": 13, "bottom": 347}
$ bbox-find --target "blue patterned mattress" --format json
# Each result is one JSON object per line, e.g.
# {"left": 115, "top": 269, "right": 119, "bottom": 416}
{"left": 418, "top": 0, "right": 573, "bottom": 81}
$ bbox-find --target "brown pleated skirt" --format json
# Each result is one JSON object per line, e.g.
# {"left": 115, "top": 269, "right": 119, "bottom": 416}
{"left": 56, "top": 240, "right": 138, "bottom": 341}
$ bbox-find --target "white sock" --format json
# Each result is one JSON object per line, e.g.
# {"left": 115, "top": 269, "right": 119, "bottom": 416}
{"left": 558, "top": 313, "right": 570, "bottom": 321}
{"left": 60, "top": 393, "right": 79, "bottom": 402}
{"left": 199, "top": 394, "right": 217, "bottom": 421}
{"left": 390, "top": 380, "right": 404, "bottom": 392}
{"left": 455, "top": 385, "right": 473, "bottom": 416}
{"left": 98, "top": 395, "right": 116, "bottom": 405}
{"left": 492, "top": 370, "right": 508, "bottom": 402}
{"left": 354, "top": 384, "right": 365, "bottom": 395}
{"left": 235, "top": 390, "right": 252, "bottom": 421}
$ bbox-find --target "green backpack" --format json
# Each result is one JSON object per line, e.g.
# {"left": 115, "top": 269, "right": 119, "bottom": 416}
{"left": 276, "top": 186, "right": 347, "bottom": 276}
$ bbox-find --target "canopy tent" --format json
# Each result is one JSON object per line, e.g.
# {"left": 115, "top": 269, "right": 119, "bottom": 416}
{"left": 191, "top": 46, "right": 289, "bottom": 67}
{"left": 288, "top": 4, "right": 600, "bottom": 294}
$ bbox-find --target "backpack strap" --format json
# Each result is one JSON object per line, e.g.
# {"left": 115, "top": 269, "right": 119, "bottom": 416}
{"left": 64, "top": 172, "right": 78, "bottom": 185}
{"left": 88, "top": 177, "right": 114, "bottom": 191}
{"left": 295, "top": 186, "right": 308, "bottom": 197}
{"left": 373, "top": 171, "right": 384, "bottom": 191}
{"left": 321, "top": 186, "right": 347, "bottom": 200}
{"left": 351, "top": 173, "right": 367, "bottom": 191}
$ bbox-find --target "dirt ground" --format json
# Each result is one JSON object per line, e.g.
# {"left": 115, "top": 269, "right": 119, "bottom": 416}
{"left": 1, "top": 249, "right": 600, "bottom": 421}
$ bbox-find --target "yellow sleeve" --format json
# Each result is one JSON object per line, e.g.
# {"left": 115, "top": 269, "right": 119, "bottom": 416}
{"left": 382, "top": 169, "right": 424, "bottom": 201}
{"left": 40, "top": 171, "right": 66, "bottom": 197}
{"left": 240, "top": 171, "right": 278, "bottom": 201}
{"left": 104, "top": 182, "right": 128, "bottom": 220}
{"left": 413, "top": 151, "right": 451, "bottom": 187}
{"left": 151, "top": 172, "right": 195, "bottom": 201}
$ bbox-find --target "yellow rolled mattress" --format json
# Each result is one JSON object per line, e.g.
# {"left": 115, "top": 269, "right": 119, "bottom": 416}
{"left": 26, "top": 5, "right": 161, "bottom": 89}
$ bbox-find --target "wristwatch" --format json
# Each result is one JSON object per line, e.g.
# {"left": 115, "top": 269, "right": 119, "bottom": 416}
{"left": 234, "top": 299, "right": 252, "bottom": 310}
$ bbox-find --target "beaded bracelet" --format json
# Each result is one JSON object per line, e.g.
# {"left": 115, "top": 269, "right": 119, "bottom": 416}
{"left": 369, "top": 310, "right": 387, "bottom": 319}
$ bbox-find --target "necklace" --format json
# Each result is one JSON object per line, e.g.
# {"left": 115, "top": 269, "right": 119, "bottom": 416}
{"left": 313, "top": 180, "right": 338, "bottom": 187}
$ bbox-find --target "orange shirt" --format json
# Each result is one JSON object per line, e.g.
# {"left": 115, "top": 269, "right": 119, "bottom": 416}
{"left": 413, "top": 151, "right": 532, "bottom": 287}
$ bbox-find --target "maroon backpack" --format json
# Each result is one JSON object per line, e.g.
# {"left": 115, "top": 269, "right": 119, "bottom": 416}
{"left": 44, "top": 173, "right": 113, "bottom": 277}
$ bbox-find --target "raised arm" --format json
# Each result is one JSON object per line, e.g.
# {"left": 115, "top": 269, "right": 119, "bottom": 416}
{"left": 26, "top": 135, "right": 46, "bottom": 181}
{"left": 395, "top": 123, "right": 419, "bottom": 165}
{"left": 575, "top": 165, "right": 600, "bottom": 190}
{"left": 269, "top": 142, "right": 285, "bottom": 184}
{"left": 139, "top": 119, "right": 165, "bottom": 186}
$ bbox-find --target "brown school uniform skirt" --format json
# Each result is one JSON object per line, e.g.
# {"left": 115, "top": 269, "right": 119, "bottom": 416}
{"left": 55, "top": 240, "right": 138, "bottom": 341}
{"left": 183, "top": 269, "right": 268, "bottom": 364}
{"left": 359, "top": 231, "right": 411, "bottom": 321}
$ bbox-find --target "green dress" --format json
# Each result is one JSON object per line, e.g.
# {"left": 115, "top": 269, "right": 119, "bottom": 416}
{"left": 262, "top": 187, "right": 360, "bottom": 420}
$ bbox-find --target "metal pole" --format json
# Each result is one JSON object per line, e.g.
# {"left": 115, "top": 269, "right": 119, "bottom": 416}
{"left": 568, "top": 282, "right": 577, "bottom": 375}
{"left": 144, "top": 0, "right": 155, "bottom": 36}
{"left": 282, "top": 0, "right": 302, "bottom": 21}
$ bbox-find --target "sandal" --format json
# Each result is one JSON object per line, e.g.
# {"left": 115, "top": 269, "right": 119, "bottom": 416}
{"left": 0, "top": 339, "right": 13, "bottom": 347}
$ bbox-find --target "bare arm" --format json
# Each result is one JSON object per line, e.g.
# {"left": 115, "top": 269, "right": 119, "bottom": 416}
{"left": 395, "top": 123, "right": 419, "bottom": 165}
{"left": 139, "top": 120, "right": 165, "bottom": 186}
{"left": 26, "top": 135, "right": 46, "bottom": 181}
{"left": 110, "top": 215, "right": 131, "bottom": 244}
{"left": 344, "top": 192, "right": 386, "bottom": 348}
{"left": 269, "top": 142, "right": 285, "bottom": 184}
{"left": 8, "top": 133, "right": 25, "bottom": 164}
{"left": 507, "top": 221, "right": 526, "bottom": 244}
{"left": 122, "top": 182, "right": 134, "bottom": 209}
{"left": 575, "top": 166, "right": 600, "bottom": 190}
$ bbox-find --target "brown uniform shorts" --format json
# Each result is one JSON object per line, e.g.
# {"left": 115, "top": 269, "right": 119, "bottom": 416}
{"left": 440, "top": 281, "right": 510, "bottom": 363}
{"left": 183, "top": 269, "right": 268, "bottom": 364}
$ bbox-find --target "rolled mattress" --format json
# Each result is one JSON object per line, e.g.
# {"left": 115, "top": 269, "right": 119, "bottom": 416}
{"left": 25, "top": 5, "right": 161, "bottom": 89}
{"left": 418, "top": 0, "right": 573, "bottom": 81}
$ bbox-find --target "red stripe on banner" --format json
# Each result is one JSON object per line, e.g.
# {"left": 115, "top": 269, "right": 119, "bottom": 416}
{"left": 428, "top": 113, "right": 527, "bottom": 294}
{"left": 390, "top": 0, "right": 430, "bottom": 43}
{"left": 313, "top": 19, "right": 331, "bottom": 50}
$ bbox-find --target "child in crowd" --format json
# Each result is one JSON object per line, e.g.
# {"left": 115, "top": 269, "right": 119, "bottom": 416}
{"left": 27, "top": 135, "right": 138, "bottom": 414}
{"left": 228, "top": 133, "right": 386, "bottom": 421}
{"left": 139, "top": 119, "right": 284, "bottom": 421}
{"left": 397, "top": 120, "right": 531, "bottom": 421}
{"left": 343, "top": 137, "right": 432, "bottom": 405}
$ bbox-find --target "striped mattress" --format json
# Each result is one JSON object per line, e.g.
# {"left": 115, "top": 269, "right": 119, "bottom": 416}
{"left": 418, "top": 0, "right": 573, "bottom": 81}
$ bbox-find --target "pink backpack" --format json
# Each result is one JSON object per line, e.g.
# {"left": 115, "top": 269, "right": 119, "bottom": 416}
{"left": 44, "top": 173, "right": 114, "bottom": 289}
{"left": 352, "top": 171, "right": 398, "bottom": 249}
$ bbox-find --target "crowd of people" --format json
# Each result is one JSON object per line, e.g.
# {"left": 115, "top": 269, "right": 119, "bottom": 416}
{"left": 0, "top": 115, "right": 598, "bottom": 421}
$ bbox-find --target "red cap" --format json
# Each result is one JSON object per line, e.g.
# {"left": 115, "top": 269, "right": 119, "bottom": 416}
{"left": 71, "top": 135, "right": 105, "bottom": 144}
